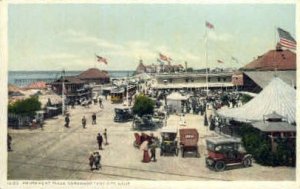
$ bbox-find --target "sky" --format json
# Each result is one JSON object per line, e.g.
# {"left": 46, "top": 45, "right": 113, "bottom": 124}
{"left": 8, "top": 3, "right": 296, "bottom": 71}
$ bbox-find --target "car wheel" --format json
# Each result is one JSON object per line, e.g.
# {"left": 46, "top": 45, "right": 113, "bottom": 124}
{"left": 214, "top": 161, "right": 226, "bottom": 171}
{"left": 243, "top": 158, "right": 252, "bottom": 167}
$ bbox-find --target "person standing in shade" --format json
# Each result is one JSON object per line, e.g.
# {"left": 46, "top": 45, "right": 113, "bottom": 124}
{"left": 92, "top": 113, "right": 96, "bottom": 125}
{"left": 103, "top": 128, "right": 108, "bottom": 145}
{"left": 65, "top": 114, "right": 70, "bottom": 128}
{"left": 82, "top": 116, "right": 87, "bottom": 129}
{"left": 97, "top": 133, "right": 103, "bottom": 150}
{"left": 7, "top": 134, "right": 12, "bottom": 151}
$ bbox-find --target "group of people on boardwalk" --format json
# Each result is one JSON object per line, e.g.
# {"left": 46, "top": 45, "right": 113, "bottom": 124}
{"left": 90, "top": 130, "right": 108, "bottom": 171}
{"left": 89, "top": 151, "right": 101, "bottom": 171}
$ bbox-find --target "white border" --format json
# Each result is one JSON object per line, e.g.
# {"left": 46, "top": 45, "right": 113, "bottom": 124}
{"left": 0, "top": 1, "right": 298, "bottom": 189}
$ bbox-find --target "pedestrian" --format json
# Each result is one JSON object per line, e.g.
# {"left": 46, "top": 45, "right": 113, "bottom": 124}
{"left": 103, "top": 128, "right": 108, "bottom": 145}
{"left": 65, "top": 114, "right": 70, "bottom": 128}
{"left": 7, "top": 134, "right": 12, "bottom": 151}
{"left": 142, "top": 149, "right": 151, "bottom": 163}
{"left": 82, "top": 116, "right": 87, "bottom": 129}
{"left": 99, "top": 98, "right": 103, "bottom": 108}
{"left": 97, "top": 133, "right": 103, "bottom": 150}
{"left": 94, "top": 152, "right": 101, "bottom": 170}
{"left": 92, "top": 113, "right": 96, "bottom": 125}
{"left": 150, "top": 145, "right": 156, "bottom": 162}
{"left": 89, "top": 153, "right": 94, "bottom": 171}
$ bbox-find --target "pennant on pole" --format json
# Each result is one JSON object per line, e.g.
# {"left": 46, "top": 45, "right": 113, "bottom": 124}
{"left": 96, "top": 55, "right": 108, "bottom": 64}
{"left": 206, "top": 21, "right": 214, "bottom": 29}
{"left": 159, "top": 53, "right": 172, "bottom": 63}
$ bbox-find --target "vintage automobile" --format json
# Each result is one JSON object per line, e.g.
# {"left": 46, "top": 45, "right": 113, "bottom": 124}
{"left": 179, "top": 128, "right": 200, "bottom": 158}
{"left": 160, "top": 127, "right": 179, "bottom": 156}
{"left": 114, "top": 107, "right": 133, "bottom": 122}
{"left": 205, "top": 137, "right": 252, "bottom": 171}
{"left": 132, "top": 114, "right": 163, "bottom": 130}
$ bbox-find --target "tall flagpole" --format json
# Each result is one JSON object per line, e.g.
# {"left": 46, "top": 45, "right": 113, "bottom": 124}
{"left": 205, "top": 27, "right": 209, "bottom": 96}
{"left": 62, "top": 69, "right": 65, "bottom": 115}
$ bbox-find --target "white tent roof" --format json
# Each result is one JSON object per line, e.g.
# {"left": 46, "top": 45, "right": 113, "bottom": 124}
{"left": 217, "top": 77, "right": 296, "bottom": 123}
{"left": 166, "top": 92, "right": 188, "bottom": 101}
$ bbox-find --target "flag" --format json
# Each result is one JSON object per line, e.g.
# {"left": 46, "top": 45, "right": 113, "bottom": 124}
{"left": 159, "top": 53, "right": 172, "bottom": 62}
{"left": 96, "top": 55, "right": 108, "bottom": 64}
{"left": 206, "top": 21, "right": 214, "bottom": 29}
{"left": 277, "top": 28, "right": 296, "bottom": 49}
{"left": 217, "top": 60, "right": 224, "bottom": 63}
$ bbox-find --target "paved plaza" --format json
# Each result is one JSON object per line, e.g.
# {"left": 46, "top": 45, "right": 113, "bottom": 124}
{"left": 7, "top": 98, "right": 295, "bottom": 181}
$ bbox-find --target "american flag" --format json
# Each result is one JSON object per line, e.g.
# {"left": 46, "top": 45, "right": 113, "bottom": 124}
{"left": 96, "top": 55, "right": 108, "bottom": 64}
{"left": 277, "top": 28, "right": 296, "bottom": 50}
{"left": 206, "top": 21, "right": 214, "bottom": 29}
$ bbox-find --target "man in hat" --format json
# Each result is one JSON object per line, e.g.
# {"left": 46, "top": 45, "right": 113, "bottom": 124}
{"left": 82, "top": 116, "right": 87, "bottom": 129}
{"left": 97, "top": 133, "right": 103, "bottom": 150}
{"left": 92, "top": 113, "right": 97, "bottom": 125}
{"left": 99, "top": 98, "right": 103, "bottom": 108}
{"left": 65, "top": 114, "right": 70, "bottom": 128}
{"left": 149, "top": 134, "right": 157, "bottom": 162}
{"left": 150, "top": 146, "right": 156, "bottom": 162}
{"left": 103, "top": 128, "right": 108, "bottom": 145}
{"left": 94, "top": 152, "right": 101, "bottom": 170}
{"left": 89, "top": 153, "right": 94, "bottom": 171}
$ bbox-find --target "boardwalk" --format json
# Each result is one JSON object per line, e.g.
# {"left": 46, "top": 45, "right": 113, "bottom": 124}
{"left": 7, "top": 98, "right": 295, "bottom": 180}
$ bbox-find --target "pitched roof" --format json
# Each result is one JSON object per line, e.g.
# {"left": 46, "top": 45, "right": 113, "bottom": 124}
{"left": 244, "top": 70, "right": 296, "bottom": 88}
{"left": 252, "top": 121, "right": 296, "bottom": 132}
{"left": 217, "top": 77, "right": 296, "bottom": 123}
{"left": 8, "top": 84, "right": 22, "bottom": 92}
{"left": 242, "top": 49, "right": 296, "bottom": 71}
{"left": 53, "top": 76, "right": 85, "bottom": 84}
{"left": 25, "top": 81, "right": 47, "bottom": 90}
{"left": 78, "top": 68, "right": 110, "bottom": 79}
{"left": 136, "top": 62, "right": 146, "bottom": 72}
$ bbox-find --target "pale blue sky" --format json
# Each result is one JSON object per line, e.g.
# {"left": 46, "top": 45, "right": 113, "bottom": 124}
{"left": 8, "top": 4, "right": 295, "bottom": 71}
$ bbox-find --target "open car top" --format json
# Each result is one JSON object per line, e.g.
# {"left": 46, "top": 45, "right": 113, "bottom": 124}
{"left": 206, "top": 137, "right": 241, "bottom": 145}
{"left": 179, "top": 128, "right": 199, "bottom": 147}
{"left": 160, "top": 127, "right": 178, "bottom": 134}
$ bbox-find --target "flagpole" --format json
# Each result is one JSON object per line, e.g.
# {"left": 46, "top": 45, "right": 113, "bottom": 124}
{"left": 205, "top": 27, "right": 208, "bottom": 96}
{"left": 94, "top": 54, "right": 97, "bottom": 68}
{"left": 62, "top": 69, "right": 65, "bottom": 115}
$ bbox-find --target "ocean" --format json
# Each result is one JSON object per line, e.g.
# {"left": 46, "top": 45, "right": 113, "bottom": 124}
{"left": 8, "top": 70, "right": 135, "bottom": 87}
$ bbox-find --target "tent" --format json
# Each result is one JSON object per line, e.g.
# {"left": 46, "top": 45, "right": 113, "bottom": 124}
{"left": 217, "top": 77, "right": 296, "bottom": 123}
{"left": 166, "top": 92, "right": 189, "bottom": 113}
